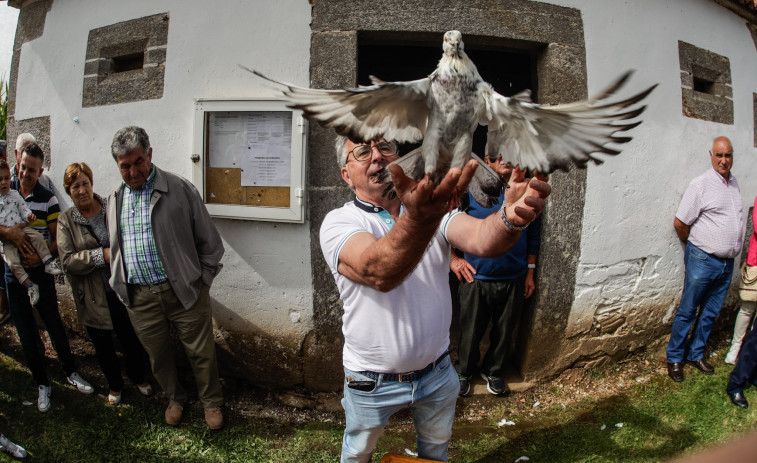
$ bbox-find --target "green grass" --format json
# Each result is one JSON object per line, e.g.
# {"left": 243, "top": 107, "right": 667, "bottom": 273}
{"left": 0, "top": 346, "right": 755, "bottom": 462}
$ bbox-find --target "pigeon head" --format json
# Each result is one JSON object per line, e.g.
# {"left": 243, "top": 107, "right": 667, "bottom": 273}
{"left": 443, "top": 30, "right": 464, "bottom": 56}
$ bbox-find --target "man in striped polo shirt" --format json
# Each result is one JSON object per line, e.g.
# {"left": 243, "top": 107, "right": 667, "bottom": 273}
{"left": 668, "top": 136, "right": 743, "bottom": 382}
{"left": 3, "top": 142, "right": 93, "bottom": 412}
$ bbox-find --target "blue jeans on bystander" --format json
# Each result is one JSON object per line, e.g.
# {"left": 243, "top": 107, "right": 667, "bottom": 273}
{"left": 667, "top": 241, "right": 734, "bottom": 363}
{"left": 340, "top": 355, "right": 458, "bottom": 463}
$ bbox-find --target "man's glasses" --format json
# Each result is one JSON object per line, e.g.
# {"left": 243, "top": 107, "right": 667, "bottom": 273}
{"left": 347, "top": 141, "right": 398, "bottom": 163}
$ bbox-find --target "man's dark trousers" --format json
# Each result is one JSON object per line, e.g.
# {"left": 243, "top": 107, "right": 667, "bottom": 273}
{"left": 6, "top": 265, "right": 76, "bottom": 386}
{"left": 456, "top": 275, "right": 525, "bottom": 378}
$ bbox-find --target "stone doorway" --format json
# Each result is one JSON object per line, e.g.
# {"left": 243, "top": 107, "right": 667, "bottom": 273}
{"left": 308, "top": 1, "right": 590, "bottom": 390}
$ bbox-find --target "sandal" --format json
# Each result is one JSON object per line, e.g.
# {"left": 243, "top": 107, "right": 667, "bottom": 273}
{"left": 108, "top": 391, "right": 122, "bottom": 405}
{"left": 136, "top": 383, "right": 153, "bottom": 397}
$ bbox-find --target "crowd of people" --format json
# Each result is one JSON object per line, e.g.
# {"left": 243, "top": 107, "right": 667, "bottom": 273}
{"left": 0, "top": 129, "right": 754, "bottom": 462}
{"left": 0, "top": 127, "right": 226, "bottom": 458}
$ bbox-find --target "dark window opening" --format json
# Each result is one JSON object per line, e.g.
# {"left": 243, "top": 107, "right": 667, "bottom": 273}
{"left": 112, "top": 52, "right": 145, "bottom": 73}
{"left": 693, "top": 76, "right": 715, "bottom": 95}
{"left": 358, "top": 36, "right": 536, "bottom": 157}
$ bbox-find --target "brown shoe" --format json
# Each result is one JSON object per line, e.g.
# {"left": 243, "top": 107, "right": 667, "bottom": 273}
{"left": 686, "top": 358, "right": 714, "bottom": 375}
{"left": 667, "top": 362, "right": 684, "bottom": 382}
{"left": 204, "top": 407, "right": 224, "bottom": 430}
{"left": 165, "top": 404, "right": 183, "bottom": 426}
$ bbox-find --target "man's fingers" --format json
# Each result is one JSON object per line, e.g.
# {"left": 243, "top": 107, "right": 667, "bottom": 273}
{"left": 528, "top": 178, "right": 551, "bottom": 198}
{"left": 432, "top": 168, "right": 463, "bottom": 200}
{"left": 523, "top": 195, "right": 545, "bottom": 211}
{"left": 512, "top": 206, "right": 536, "bottom": 224}
{"left": 389, "top": 164, "right": 413, "bottom": 193}
{"left": 456, "top": 160, "right": 478, "bottom": 193}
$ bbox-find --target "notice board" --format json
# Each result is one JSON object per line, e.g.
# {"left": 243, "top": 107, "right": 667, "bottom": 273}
{"left": 192, "top": 99, "right": 307, "bottom": 222}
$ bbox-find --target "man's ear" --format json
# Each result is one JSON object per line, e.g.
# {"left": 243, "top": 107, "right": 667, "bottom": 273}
{"left": 341, "top": 167, "right": 353, "bottom": 189}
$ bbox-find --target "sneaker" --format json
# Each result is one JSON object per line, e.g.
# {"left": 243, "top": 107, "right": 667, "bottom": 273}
{"left": 66, "top": 372, "right": 94, "bottom": 394}
{"left": 725, "top": 346, "right": 740, "bottom": 365}
{"left": 0, "top": 434, "right": 27, "bottom": 458}
{"left": 165, "top": 404, "right": 183, "bottom": 426}
{"left": 37, "top": 384, "right": 51, "bottom": 412}
{"left": 458, "top": 374, "right": 471, "bottom": 397}
{"left": 27, "top": 283, "right": 39, "bottom": 306}
{"left": 136, "top": 383, "right": 153, "bottom": 397}
{"left": 204, "top": 407, "right": 224, "bottom": 430}
{"left": 44, "top": 259, "right": 62, "bottom": 275}
{"left": 480, "top": 372, "right": 508, "bottom": 396}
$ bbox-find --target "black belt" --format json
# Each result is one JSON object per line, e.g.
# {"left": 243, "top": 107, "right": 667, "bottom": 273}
{"left": 359, "top": 351, "right": 449, "bottom": 383}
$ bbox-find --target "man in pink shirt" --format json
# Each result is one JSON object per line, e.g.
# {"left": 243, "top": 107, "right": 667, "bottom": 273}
{"left": 668, "top": 136, "right": 743, "bottom": 382}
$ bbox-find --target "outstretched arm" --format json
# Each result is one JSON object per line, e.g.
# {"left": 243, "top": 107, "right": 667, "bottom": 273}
{"left": 447, "top": 174, "right": 550, "bottom": 257}
{"left": 337, "top": 162, "right": 476, "bottom": 292}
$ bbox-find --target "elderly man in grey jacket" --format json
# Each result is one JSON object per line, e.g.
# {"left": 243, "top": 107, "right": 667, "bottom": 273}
{"left": 107, "top": 126, "right": 225, "bottom": 429}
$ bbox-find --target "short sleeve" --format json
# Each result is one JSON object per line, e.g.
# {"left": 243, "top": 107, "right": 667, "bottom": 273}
{"left": 439, "top": 210, "right": 463, "bottom": 242}
{"left": 319, "top": 208, "right": 367, "bottom": 273}
{"left": 676, "top": 179, "right": 701, "bottom": 226}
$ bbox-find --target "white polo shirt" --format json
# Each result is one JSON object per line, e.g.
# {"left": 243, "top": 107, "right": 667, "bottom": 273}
{"left": 676, "top": 167, "right": 743, "bottom": 259}
{"left": 320, "top": 197, "right": 461, "bottom": 373}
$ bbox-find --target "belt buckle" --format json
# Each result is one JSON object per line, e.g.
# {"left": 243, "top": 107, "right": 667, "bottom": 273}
{"left": 397, "top": 371, "right": 415, "bottom": 383}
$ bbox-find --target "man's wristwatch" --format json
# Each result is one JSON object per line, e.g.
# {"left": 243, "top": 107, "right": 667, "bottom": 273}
{"left": 500, "top": 205, "right": 528, "bottom": 231}
{"left": 528, "top": 264, "right": 536, "bottom": 269}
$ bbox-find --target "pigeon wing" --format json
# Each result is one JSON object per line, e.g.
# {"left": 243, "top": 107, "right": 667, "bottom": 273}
{"left": 480, "top": 71, "right": 657, "bottom": 174}
{"left": 247, "top": 68, "right": 431, "bottom": 144}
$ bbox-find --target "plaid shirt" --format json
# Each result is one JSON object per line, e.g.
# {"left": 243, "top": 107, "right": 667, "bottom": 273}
{"left": 120, "top": 167, "right": 168, "bottom": 285}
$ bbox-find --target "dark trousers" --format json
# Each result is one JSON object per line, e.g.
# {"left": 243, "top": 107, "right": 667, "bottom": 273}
{"left": 86, "top": 291, "right": 149, "bottom": 392}
{"left": 455, "top": 276, "right": 525, "bottom": 378}
{"left": 6, "top": 265, "right": 76, "bottom": 386}
{"left": 727, "top": 316, "right": 757, "bottom": 394}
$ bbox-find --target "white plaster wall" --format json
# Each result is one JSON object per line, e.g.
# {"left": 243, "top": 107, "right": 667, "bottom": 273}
{"left": 12, "top": 0, "right": 314, "bottom": 340}
{"left": 547, "top": 0, "right": 757, "bottom": 337}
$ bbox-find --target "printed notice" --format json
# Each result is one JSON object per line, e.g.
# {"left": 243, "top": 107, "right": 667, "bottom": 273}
{"left": 208, "top": 113, "right": 244, "bottom": 168}
{"left": 240, "top": 112, "right": 292, "bottom": 187}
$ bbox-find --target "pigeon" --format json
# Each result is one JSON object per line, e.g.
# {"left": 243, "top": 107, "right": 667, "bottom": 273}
{"left": 243, "top": 30, "right": 657, "bottom": 206}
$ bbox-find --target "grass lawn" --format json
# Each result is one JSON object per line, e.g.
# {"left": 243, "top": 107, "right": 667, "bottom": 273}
{"left": 1, "top": 340, "right": 756, "bottom": 462}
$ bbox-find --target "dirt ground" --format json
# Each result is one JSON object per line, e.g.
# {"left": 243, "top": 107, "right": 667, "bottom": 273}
{"left": 0, "top": 318, "right": 708, "bottom": 431}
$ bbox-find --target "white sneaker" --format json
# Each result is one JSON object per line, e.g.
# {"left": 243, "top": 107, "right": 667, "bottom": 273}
{"left": 44, "top": 259, "right": 62, "bottom": 275}
{"left": 66, "top": 372, "right": 94, "bottom": 394}
{"left": 0, "top": 434, "right": 27, "bottom": 458}
{"left": 27, "top": 283, "right": 39, "bottom": 306}
{"left": 37, "top": 384, "right": 51, "bottom": 412}
{"left": 725, "top": 348, "right": 740, "bottom": 365}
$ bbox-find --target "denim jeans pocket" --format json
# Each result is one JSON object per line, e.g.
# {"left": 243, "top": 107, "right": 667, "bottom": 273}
{"left": 435, "top": 355, "right": 451, "bottom": 373}
{"left": 344, "top": 367, "right": 378, "bottom": 394}
{"left": 688, "top": 244, "right": 708, "bottom": 261}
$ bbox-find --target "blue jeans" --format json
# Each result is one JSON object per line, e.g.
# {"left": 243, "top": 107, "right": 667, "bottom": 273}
{"left": 667, "top": 242, "right": 734, "bottom": 363}
{"left": 341, "top": 355, "right": 458, "bottom": 463}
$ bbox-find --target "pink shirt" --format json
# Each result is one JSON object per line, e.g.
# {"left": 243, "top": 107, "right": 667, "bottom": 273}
{"left": 676, "top": 168, "right": 743, "bottom": 259}
{"left": 748, "top": 196, "right": 757, "bottom": 266}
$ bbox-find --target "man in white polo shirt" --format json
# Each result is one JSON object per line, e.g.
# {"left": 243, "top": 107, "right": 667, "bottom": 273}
{"left": 667, "top": 136, "right": 743, "bottom": 382}
{"left": 320, "top": 136, "right": 550, "bottom": 462}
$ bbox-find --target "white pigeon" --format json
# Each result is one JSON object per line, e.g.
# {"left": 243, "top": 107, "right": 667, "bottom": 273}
{"left": 244, "top": 30, "right": 656, "bottom": 206}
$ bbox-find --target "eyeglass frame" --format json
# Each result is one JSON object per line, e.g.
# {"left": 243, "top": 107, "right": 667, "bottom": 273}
{"left": 346, "top": 140, "right": 399, "bottom": 163}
